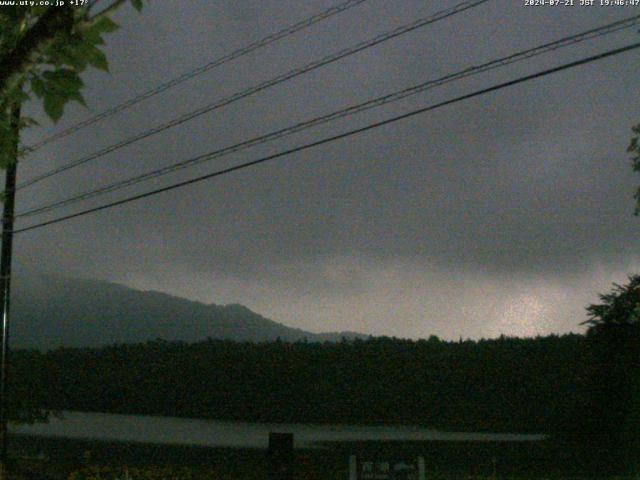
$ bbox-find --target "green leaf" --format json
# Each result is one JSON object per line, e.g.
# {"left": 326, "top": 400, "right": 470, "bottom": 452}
{"left": 43, "top": 93, "right": 66, "bottom": 122}
{"left": 42, "top": 69, "right": 84, "bottom": 96}
{"left": 53, "top": 41, "right": 107, "bottom": 72}
{"left": 30, "top": 76, "right": 46, "bottom": 98}
{"left": 69, "top": 90, "right": 87, "bottom": 107}
{"left": 10, "top": 88, "right": 29, "bottom": 104}
{"left": 91, "top": 16, "right": 119, "bottom": 34}
{"left": 79, "top": 26, "right": 106, "bottom": 47}
{"left": 49, "top": 43, "right": 89, "bottom": 71}
{"left": 31, "top": 5, "right": 48, "bottom": 16}
{"left": 85, "top": 47, "right": 109, "bottom": 72}
{"left": 0, "top": 154, "right": 13, "bottom": 170}
{"left": 131, "top": 0, "right": 143, "bottom": 11}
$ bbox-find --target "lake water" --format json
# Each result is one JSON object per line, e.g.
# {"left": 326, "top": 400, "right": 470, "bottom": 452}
{"left": 9, "top": 411, "right": 546, "bottom": 449}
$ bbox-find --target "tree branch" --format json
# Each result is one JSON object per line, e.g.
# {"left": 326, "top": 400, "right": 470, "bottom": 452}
{"left": 0, "top": 7, "right": 74, "bottom": 98}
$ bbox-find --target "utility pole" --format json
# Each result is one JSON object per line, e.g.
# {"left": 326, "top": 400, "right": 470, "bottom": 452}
{"left": 0, "top": 103, "right": 20, "bottom": 479}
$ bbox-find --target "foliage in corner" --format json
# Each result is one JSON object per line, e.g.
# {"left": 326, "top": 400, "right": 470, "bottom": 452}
{"left": 582, "top": 274, "right": 640, "bottom": 332}
{"left": 0, "top": 0, "right": 146, "bottom": 168}
{"left": 629, "top": 124, "right": 640, "bottom": 215}
{"left": 577, "top": 275, "right": 640, "bottom": 474}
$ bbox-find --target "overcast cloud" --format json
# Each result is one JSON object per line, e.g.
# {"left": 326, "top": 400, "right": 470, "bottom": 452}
{"left": 11, "top": 0, "right": 640, "bottom": 339}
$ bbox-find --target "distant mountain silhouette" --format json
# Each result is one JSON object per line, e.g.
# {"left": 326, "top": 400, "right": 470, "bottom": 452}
{"left": 10, "top": 273, "right": 369, "bottom": 350}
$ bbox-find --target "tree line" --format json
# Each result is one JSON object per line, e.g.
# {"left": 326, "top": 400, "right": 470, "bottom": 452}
{"left": 10, "top": 333, "right": 588, "bottom": 433}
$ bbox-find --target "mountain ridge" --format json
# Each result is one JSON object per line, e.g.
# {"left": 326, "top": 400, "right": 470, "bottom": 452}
{"left": 10, "top": 273, "right": 369, "bottom": 350}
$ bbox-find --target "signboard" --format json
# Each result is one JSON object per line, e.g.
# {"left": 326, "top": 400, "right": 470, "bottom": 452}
{"left": 349, "top": 456, "right": 425, "bottom": 480}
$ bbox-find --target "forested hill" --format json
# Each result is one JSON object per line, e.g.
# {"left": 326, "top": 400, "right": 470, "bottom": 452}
{"left": 13, "top": 334, "right": 588, "bottom": 434}
{"left": 10, "top": 273, "right": 367, "bottom": 349}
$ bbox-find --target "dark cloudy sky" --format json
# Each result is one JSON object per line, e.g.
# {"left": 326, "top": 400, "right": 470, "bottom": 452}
{"left": 12, "top": 0, "right": 640, "bottom": 340}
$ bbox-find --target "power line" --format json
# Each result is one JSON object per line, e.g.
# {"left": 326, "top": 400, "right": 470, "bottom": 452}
{"left": 18, "top": 0, "right": 489, "bottom": 188}
{"left": 13, "top": 41, "right": 640, "bottom": 235}
{"left": 22, "top": 0, "right": 370, "bottom": 153}
{"left": 16, "top": 14, "right": 640, "bottom": 219}
{"left": 16, "top": 0, "right": 491, "bottom": 191}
